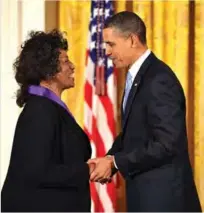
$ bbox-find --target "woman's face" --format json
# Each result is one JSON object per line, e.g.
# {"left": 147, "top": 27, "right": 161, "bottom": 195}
{"left": 55, "top": 49, "right": 75, "bottom": 90}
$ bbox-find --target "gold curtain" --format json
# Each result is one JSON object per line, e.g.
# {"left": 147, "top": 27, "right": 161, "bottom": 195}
{"left": 58, "top": 0, "right": 204, "bottom": 211}
{"left": 59, "top": 0, "right": 90, "bottom": 127}
{"left": 194, "top": 0, "right": 204, "bottom": 210}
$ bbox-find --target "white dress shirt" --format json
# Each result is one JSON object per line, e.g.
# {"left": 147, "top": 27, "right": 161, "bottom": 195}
{"left": 125, "top": 49, "right": 151, "bottom": 91}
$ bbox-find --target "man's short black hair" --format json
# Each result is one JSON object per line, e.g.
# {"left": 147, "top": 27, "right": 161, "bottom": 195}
{"left": 104, "top": 11, "right": 147, "bottom": 44}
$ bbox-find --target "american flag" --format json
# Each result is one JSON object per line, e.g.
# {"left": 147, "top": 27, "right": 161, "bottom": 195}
{"left": 84, "top": 0, "right": 117, "bottom": 212}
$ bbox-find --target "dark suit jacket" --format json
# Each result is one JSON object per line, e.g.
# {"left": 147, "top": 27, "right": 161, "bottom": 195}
{"left": 1, "top": 95, "right": 91, "bottom": 212}
{"left": 108, "top": 53, "right": 202, "bottom": 212}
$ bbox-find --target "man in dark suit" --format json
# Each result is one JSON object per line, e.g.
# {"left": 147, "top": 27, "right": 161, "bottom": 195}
{"left": 88, "top": 11, "right": 202, "bottom": 212}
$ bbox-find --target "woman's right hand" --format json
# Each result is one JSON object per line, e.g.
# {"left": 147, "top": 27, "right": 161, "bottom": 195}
{"left": 87, "top": 162, "right": 95, "bottom": 175}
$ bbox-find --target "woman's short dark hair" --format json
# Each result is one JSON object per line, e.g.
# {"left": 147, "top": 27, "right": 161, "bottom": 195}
{"left": 104, "top": 11, "right": 147, "bottom": 44}
{"left": 14, "top": 29, "right": 68, "bottom": 107}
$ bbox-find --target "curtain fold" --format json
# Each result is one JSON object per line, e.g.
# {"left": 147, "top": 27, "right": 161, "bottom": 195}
{"left": 133, "top": 1, "right": 153, "bottom": 48}
{"left": 194, "top": 0, "right": 204, "bottom": 209}
{"left": 152, "top": 1, "right": 164, "bottom": 59}
{"left": 59, "top": 0, "right": 90, "bottom": 127}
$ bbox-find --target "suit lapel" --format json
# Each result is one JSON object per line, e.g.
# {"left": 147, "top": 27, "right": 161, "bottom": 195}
{"left": 121, "top": 91, "right": 125, "bottom": 128}
{"left": 122, "top": 52, "right": 156, "bottom": 129}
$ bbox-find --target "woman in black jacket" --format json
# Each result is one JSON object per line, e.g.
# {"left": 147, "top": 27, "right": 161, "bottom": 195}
{"left": 1, "top": 30, "right": 94, "bottom": 212}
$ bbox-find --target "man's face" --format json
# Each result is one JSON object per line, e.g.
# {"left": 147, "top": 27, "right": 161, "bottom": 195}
{"left": 56, "top": 49, "right": 75, "bottom": 89}
{"left": 103, "top": 27, "right": 133, "bottom": 68}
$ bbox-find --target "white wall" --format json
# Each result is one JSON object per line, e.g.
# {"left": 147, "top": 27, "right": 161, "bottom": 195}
{"left": 0, "top": 0, "right": 45, "bottom": 188}
{"left": 0, "top": 0, "right": 21, "bottom": 188}
{"left": 21, "top": 0, "right": 45, "bottom": 41}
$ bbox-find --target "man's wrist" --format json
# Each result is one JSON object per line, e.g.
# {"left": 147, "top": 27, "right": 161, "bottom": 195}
{"left": 106, "top": 155, "right": 118, "bottom": 169}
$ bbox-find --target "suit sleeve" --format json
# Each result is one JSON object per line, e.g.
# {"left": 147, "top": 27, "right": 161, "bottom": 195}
{"left": 14, "top": 102, "right": 89, "bottom": 188}
{"left": 107, "top": 132, "right": 123, "bottom": 156}
{"left": 106, "top": 133, "right": 123, "bottom": 175}
{"left": 114, "top": 73, "right": 186, "bottom": 178}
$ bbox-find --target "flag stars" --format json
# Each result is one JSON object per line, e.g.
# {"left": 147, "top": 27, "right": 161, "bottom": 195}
{"left": 107, "top": 59, "right": 113, "bottom": 68}
{"left": 91, "top": 25, "right": 97, "bottom": 34}
{"left": 90, "top": 41, "right": 96, "bottom": 50}
{"left": 93, "top": 8, "right": 104, "bottom": 18}
{"left": 105, "top": 9, "right": 110, "bottom": 19}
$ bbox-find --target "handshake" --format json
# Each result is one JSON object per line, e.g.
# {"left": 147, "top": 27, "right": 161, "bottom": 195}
{"left": 87, "top": 155, "right": 115, "bottom": 184}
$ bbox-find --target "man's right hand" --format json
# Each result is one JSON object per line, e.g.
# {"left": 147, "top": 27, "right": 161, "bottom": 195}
{"left": 87, "top": 163, "right": 112, "bottom": 184}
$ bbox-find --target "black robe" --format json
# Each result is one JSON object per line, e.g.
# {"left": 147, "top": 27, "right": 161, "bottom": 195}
{"left": 1, "top": 95, "right": 91, "bottom": 212}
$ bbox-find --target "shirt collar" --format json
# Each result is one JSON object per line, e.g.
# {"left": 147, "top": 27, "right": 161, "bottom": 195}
{"left": 128, "top": 49, "right": 151, "bottom": 81}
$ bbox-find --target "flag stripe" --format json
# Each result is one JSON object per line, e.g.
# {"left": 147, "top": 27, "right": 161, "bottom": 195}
{"left": 90, "top": 183, "right": 104, "bottom": 212}
{"left": 99, "top": 96, "right": 116, "bottom": 137}
{"left": 84, "top": 0, "right": 117, "bottom": 212}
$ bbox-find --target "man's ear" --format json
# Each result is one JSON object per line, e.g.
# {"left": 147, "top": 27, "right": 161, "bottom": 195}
{"left": 130, "top": 34, "right": 139, "bottom": 48}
